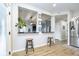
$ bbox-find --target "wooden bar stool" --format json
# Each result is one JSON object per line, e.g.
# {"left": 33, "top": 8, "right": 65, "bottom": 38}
{"left": 25, "top": 38, "right": 34, "bottom": 54}
{"left": 47, "top": 37, "right": 53, "bottom": 47}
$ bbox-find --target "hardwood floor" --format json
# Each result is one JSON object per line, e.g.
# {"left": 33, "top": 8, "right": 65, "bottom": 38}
{"left": 12, "top": 42, "right": 79, "bottom": 56}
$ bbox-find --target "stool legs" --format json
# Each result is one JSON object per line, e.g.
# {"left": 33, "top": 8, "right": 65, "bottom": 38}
{"left": 47, "top": 37, "right": 53, "bottom": 47}
{"left": 26, "top": 41, "right": 28, "bottom": 54}
{"left": 47, "top": 39, "right": 51, "bottom": 47}
{"left": 31, "top": 40, "right": 34, "bottom": 52}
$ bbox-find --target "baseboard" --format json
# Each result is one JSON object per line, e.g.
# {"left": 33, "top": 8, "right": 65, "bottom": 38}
{"left": 34, "top": 43, "right": 47, "bottom": 48}
{"left": 12, "top": 43, "right": 47, "bottom": 53}
{"left": 12, "top": 48, "right": 25, "bottom": 53}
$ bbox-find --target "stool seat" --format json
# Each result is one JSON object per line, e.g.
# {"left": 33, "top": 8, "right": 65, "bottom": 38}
{"left": 26, "top": 38, "right": 33, "bottom": 40}
{"left": 25, "top": 38, "right": 34, "bottom": 54}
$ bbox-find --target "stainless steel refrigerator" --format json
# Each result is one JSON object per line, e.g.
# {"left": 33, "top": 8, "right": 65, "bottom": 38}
{"left": 70, "top": 18, "right": 79, "bottom": 47}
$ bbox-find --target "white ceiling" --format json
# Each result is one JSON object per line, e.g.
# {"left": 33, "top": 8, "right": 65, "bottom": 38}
{"left": 27, "top": 3, "right": 79, "bottom": 13}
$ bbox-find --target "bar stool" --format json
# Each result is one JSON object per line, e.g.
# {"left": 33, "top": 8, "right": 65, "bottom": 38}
{"left": 47, "top": 37, "right": 53, "bottom": 47}
{"left": 25, "top": 38, "right": 34, "bottom": 54}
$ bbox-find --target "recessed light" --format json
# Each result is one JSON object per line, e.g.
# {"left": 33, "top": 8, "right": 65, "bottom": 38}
{"left": 53, "top": 3, "right": 56, "bottom": 7}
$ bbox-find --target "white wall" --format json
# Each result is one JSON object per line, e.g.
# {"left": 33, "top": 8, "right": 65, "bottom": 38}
{"left": 61, "top": 21, "right": 68, "bottom": 40}
{"left": 51, "top": 17, "right": 55, "bottom": 32}
{"left": 55, "top": 19, "right": 68, "bottom": 41}
{"left": 72, "top": 11, "right": 79, "bottom": 17}
{"left": 55, "top": 22, "right": 61, "bottom": 40}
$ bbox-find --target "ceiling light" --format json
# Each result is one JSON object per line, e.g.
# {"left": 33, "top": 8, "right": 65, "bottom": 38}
{"left": 53, "top": 3, "right": 56, "bottom": 7}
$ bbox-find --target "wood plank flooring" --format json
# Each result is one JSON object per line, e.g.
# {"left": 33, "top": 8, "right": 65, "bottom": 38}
{"left": 12, "top": 43, "right": 79, "bottom": 56}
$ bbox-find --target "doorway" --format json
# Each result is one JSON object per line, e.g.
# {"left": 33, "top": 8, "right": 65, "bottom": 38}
{"left": 55, "top": 14, "right": 68, "bottom": 45}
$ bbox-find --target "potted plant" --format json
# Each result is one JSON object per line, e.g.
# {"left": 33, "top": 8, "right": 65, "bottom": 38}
{"left": 17, "top": 17, "right": 26, "bottom": 32}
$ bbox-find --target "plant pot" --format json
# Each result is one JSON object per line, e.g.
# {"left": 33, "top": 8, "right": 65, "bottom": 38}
{"left": 19, "top": 28, "right": 24, "bottom": 32}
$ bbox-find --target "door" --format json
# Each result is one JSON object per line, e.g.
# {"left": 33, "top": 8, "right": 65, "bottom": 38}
{"left": 0, "top": 4, "right": 6, "bottom": 56}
